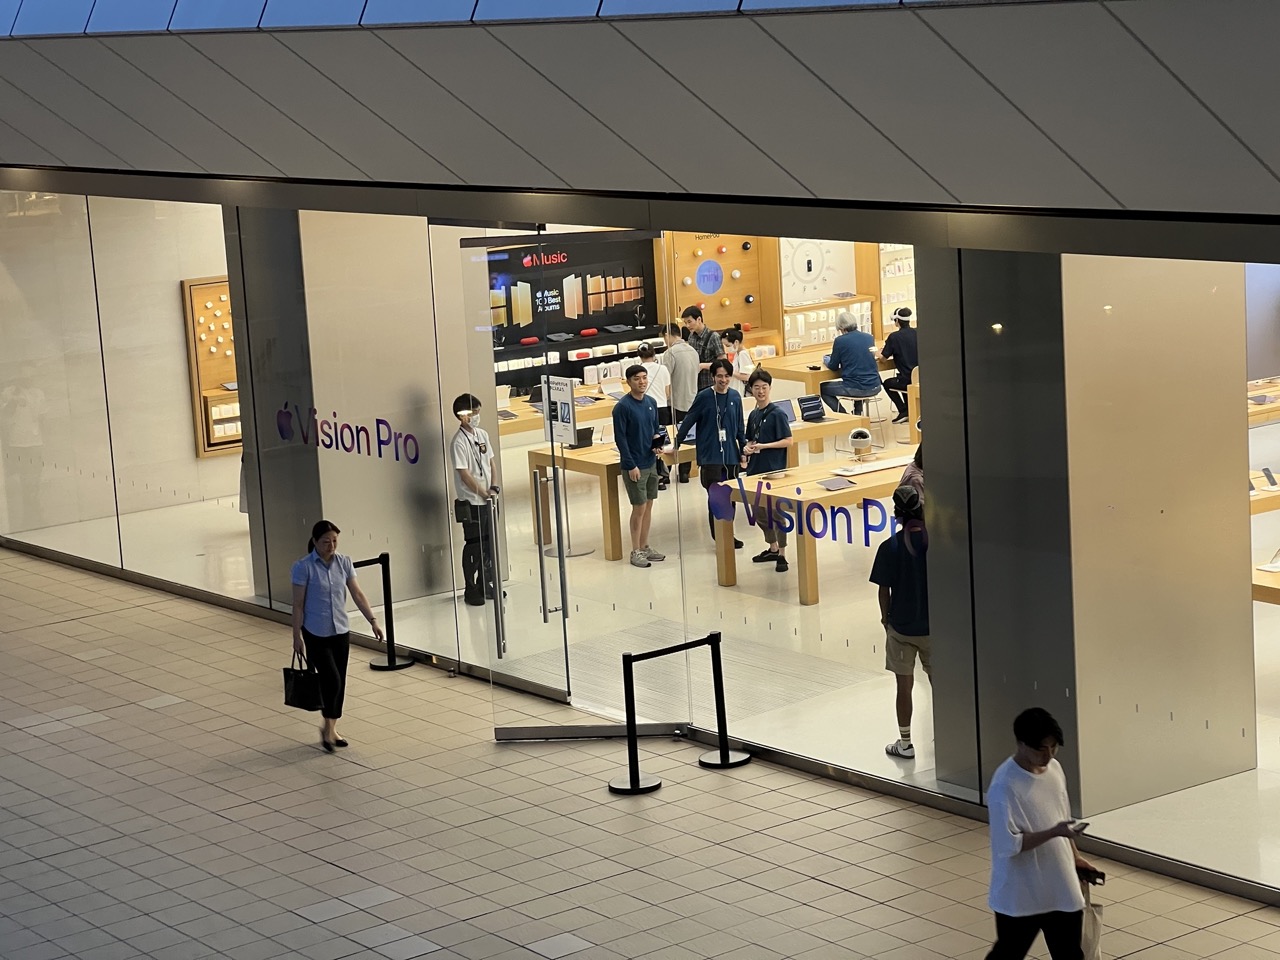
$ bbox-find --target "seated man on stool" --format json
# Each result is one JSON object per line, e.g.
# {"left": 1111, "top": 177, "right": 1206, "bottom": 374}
{"left": 821, "top": 312, "right": 883, "bottom": 414}
{"left": 879, "top": 307, "right": 918, "bottom": 424}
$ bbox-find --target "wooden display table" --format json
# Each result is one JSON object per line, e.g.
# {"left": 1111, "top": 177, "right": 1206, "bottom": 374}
{"left": 1250, "top": 471, "right": 1280, "bottom": 515}
{"left": 908, "top": 381, "right": 921, "bottom": 444}
{"left": 760, "top": 344, "right": 895, "bottom": 396}
{"left": 1248, "top": 383, "right": 1280, "bottom": 428}
{"left": 498, "top": 387, "right": 616, "bottom": 438}
{"left": 1253, "top": 568, "right": 1280, "bottom": 605}
{"left": 714, "top": 460, "right": 905, "bottom": 605}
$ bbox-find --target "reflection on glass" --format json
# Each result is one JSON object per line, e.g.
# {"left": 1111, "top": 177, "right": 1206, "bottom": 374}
{"left": 361, "top": 0, "right": 476, "bottom": 25}
{"left": 473, "top": 0, "right": 599, "bottom": 20}
{"left": 0, "top": 191, "right": 119, "bottom": 565}
{"left": 169, "top": 0, "right": 266, "bottom": 30}
{"left": 260, "top": 0, "right": 365, "bottom": 28}
{"left": 11, "top": 0, "right": 93, "bottom": 36}
{"left": 599, "top": 0, "right": 737, "bottom": 14}
{"left": 87, "top": 0, "right": 178, "bottom": 34}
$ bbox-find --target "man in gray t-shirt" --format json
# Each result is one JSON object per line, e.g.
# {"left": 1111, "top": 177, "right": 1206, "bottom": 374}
{"left": 661, "top": 323, "right": 700, "bottom": 482}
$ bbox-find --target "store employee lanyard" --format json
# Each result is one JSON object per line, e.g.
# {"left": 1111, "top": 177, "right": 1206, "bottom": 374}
{"left": 462, "top": 426, "right": 488, "bottom": 475}
{"left": 713, "top": 390, "right": 729, "bottom": 456}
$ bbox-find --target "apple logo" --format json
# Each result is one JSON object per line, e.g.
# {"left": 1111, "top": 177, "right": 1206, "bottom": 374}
{"left": 707, "top": 481, "right": 736, "bottom": 522}
{"left": 522, "top": 253, "right": 534, "bottom": 268}
{"left": 277, "top": 401, "right": 294, "bottom": 441}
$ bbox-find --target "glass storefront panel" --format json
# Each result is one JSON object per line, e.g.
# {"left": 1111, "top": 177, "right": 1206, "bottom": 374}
{"left": 0, "top": 190, "right": 119, "bottom": 566}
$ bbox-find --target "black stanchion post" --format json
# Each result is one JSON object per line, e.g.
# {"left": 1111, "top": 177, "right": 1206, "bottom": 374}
{"left": 608, "top": 653, "right": 661, "bottom": 795}
{"left": 369, "top": 552, "right": 412, "bottom": 672}
{"left": 698, "top": 632, "right": 751, "bottom": 770}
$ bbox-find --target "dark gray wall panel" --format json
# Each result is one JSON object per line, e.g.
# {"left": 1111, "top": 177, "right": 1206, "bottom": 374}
{"left": 0, "top": 73, "right": 124, "bottom": 168}
{"left": 759, "top": 10, "right": 1117, "bottom": 209}
{"left": 0, "top": 41, "right": 196, "bottom": 171}
{"left": 183, "top": 32, "right": 457, "bottom": 185}
{"left": 487, "top": 20, "right": 799, "bottom": 197}
{"left": 618, "top": 16, "right": 952, "bottom": 203}
{"left": 1108, "top": 0, "right": 1280, "bottom": 181}
{"left": 0, "top": 116, "right": 62, "bottom": 166}
{"left": 32, "top": 37, "right": 279, "bottom": 178}
{"left": 278, "top": 29, "right": 559, "bottom": 189}
{"left": 922, "top": 2, "right": 1280, "bottom": 213}
{"left": 104, "top": 35, "right": 363, "bottom": 181}
{"left": 380, "top": 26, "right": 680, "bottom": 193}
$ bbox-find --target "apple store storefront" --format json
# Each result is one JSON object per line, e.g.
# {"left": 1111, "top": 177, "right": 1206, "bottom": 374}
{"left": 4, "top": 180, "right": 1280, "bottom": 897}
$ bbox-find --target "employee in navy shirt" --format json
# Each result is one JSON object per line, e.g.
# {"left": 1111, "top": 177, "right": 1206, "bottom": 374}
{"left": 743, "top": 370, "right": 794, "bottom": 572}
{"left": 612, "top": 365, "right": 666, "bottom": 569}
{"left": 822, "top": 312, "right": 883, "bottom": 414}
{"left": 673, "top": 358, "right": 747, "bottom": 547}
{"left": 291, "top": 520, "right": 383, "bottom": 753}
{"left": 879, "top": 307, "right": 918, "bottom": 424}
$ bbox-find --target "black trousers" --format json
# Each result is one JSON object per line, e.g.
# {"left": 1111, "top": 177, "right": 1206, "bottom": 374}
{"left": 883, "top": 373, "right": 911, "bottom": 418}
{"left": 459, "top": 502, "right": 496, "bottom": 601}
{"left": 674, "top": 408, "right": 691, "bottom": 480}
{"left": 303, "top": 629, "right": 350, "bottom": 721}
{"left": 987, "top": 910, "right": 1083, "bottom": 960}
{"left": 700, "top": 463, "right": 739, "bottom": 538}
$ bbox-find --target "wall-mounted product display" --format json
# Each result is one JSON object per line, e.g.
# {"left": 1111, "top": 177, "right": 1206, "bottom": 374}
{"left": 658, "top": 232, "right": 783, "bottom": 352}
{"left": 485, "top": 231, "right": 659, "bottom": 391}
{"left": 181, "top": 276, "right": 241, "bottom": 458}
{"left": 879, "top": 242, "right": 917, "bottom": 315}
{"left": 779, "top": 239, "right": 886, "bottom": 352}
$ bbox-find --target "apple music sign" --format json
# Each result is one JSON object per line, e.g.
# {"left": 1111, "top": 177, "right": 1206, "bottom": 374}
{"left": 277, "top": 401, "right": 420, "bottom": 464}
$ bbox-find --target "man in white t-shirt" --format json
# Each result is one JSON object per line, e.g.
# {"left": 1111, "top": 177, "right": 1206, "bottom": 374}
{"left": 984, "top": 707, "right": 1095, "bottom": 960}
{"left": 450, "top": 393, "right": 500, "bottom": 607}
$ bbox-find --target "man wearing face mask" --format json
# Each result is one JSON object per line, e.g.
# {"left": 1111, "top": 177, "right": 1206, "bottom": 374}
{"left": 451, "top": 393, "right": 501, "bottom": 606}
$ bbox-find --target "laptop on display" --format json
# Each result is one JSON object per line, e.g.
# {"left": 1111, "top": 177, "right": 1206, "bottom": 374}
{"left": 797, "top": 395, "right": 831, "bottom": 423}
{"left": 568, "top": 426, "right": 594, "bottom": 449}
{"left": 772, "top": 399, "right": 797, "bottom": 423}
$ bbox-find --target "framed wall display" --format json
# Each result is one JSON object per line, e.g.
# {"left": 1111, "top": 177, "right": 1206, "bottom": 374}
{"left": 181, "top": 276, "right": 242, "bottom": 458}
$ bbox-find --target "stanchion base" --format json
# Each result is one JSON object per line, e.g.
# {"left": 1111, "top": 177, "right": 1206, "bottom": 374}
{"left": 698, "top": 749, "right": 752, "bottom": 769}
{"left": 544, "top": 546, "right": 595, "bottom": 558}
{"left": 607, "top": 772, "right": 662, "bottom": 795}
{"left": 369, "top": 658, "right": 415, "bottom": 672}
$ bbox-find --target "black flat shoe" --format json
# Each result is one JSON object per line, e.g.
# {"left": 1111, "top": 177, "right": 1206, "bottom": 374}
{"left": 333, "top": 737, "right": 348, "bottom": 748}
{"left": 320, "top": 728, "right": 335, "bottom": 753}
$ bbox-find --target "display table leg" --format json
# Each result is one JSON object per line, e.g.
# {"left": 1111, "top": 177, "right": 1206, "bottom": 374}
{"left": 808, "top": 437, "right": 826, "bottom": 456}
{"left": 908, "top": 385, "right": 921, "bottom": 444}
{"left": 796, "top": 528, "right": 819, "bottom": 605}
{"left": 787, "top": 444, "right": 800, "bottom": 468}
{"left": 715, "top": 517, "right": 737, "bottom": 586}
{"left": 601, "top": 476, "right": 623, "bottom": 561}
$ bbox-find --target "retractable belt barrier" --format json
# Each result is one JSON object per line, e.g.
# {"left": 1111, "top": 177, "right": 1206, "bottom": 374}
{"left": 352, "top": 552, "right": 412, "bottom": 672}
{"left": 608, "top": 631, "right": 751, "bottom": 795}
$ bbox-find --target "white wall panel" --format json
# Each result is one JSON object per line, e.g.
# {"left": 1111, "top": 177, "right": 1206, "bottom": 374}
{"left": 922, "top": 3, "right": 1280, "bottom": 213}
{"left": 618, "top": 16, "right": 952, "bottom": 203}
{"left": 379, "top": 27, "right": 680, "bottom": 193}
{"left": 0, "top": 42, "right": 196, "bottom": 172}
{"left": 105, "top": 35, "right": 361, "bottom": 181}
{"left": 761, "top": 10, "right": 1118, "bottom": 209}
{"left": 186, "top": 31, "right": 457, "bottom": 185}
{"left": 487, "top": 21, "right": 799, "bottom": 197}
{"left": 32, "top": 37, "right": 278, "bottom": 179}
{"left": 1108, "top": 0, "right": 1280, "bottom": 180}
{"left": 278, "top": 29, "right": 558, "bottom": 189}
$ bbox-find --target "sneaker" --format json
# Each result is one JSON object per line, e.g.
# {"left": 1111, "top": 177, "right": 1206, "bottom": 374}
{"left": 734, "top": 539, "right": 744, "bottom": 549}
{"left": 752, "top": 549, "right": 780, "bottom": 563}
{"left": 885, "top": 741, "right": 915, "bottom": 759}
{"left": 643, "top": 546, "right": 666, "bottom": 562}
{"left": 658, "top": 481, "right": 668, "bottom": 491}
{"left": 630, "top": 550, "right": 651, "bottom": 568}
{"left": 891, "top": 414, "right": 908, "bottom": 424}
{"left": 775, "top": 557, "right": 789, "bottom": 572}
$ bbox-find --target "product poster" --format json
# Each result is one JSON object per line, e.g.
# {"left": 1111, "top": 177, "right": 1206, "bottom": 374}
{"left": 544, "top": 375, "right": 577, "bottom": 444}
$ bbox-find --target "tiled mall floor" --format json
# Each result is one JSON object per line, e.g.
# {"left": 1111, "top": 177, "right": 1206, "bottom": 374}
{"left": 3, "top": 549, "right": 1280, "bottom": 960}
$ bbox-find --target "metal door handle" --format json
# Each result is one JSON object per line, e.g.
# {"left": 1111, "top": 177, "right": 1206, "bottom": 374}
{"left": 532, "top": 467, "right": 552, "bottom": 624}
{"left": 486, "top": 498, "right": 507, "bottom": 659}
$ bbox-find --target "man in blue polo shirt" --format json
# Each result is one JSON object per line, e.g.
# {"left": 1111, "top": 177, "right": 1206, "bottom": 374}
{"left": 673, "top": 358, "right": 747, "bottom": 548}
{"left": 822, "top": 312, "right": 883, "bottom": 414}
{"left": 612, "top": 365, "right": 666, "bottom": 569}
{"left": 743, "top": 370, "right": 794, "bottom": 572}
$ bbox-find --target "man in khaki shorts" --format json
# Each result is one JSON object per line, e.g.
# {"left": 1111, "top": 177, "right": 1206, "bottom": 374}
{"left": 612, "top": 365, "right": 666, "bottom": 568}
{"left": 869, "top": 485, "right": 929, "bottom": 759}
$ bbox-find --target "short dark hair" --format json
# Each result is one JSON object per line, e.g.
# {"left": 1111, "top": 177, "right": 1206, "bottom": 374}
{"left": 625, "top": 364, "right": 647, "bottom": 381}
{"left": 709, "top": 358, "right": 733, "bottom": 377}
{"left": 1013, "top": 707, "right": 1064, "bottom": 749}
{"left": 307, "top": 519, "right": 340, "bottom": 553}
{"left": 452, "top": 393, "right": 481, "bottom": 418}
{"left": 721, "top": 326, "right": 743, "bottom": 344}
{"left": 893, "top": 307, "right": 914, "bottom": 326}
{"left": 746, "top": 369, "right": 772, "bottom": 389}
{"left": 663, "top": 322, "right": 683, "bottom": 339}
{"left": 681, "top": 305, "right": 703, "bottom": 322}
{"left": 637, "top": 343, "right": 656, "bottom": 360}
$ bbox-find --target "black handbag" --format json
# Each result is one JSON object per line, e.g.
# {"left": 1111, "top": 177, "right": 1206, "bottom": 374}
{"left": 283, "top": 652, "right": 322, "bottom": 711}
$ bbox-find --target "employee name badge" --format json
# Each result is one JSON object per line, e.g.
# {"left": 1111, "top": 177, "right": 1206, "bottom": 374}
{"left": 718, "top": 428, "right": 727, "bottom": 443}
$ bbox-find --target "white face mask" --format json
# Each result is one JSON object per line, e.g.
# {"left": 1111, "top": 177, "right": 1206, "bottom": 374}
{"left": 467, "top": 411, "right": 481, "bottom": 428}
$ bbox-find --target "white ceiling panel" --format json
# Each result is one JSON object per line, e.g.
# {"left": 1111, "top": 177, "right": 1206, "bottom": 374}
{"left": 31, "top": 37, "right": 280, "bottom": 179}
{"left": 185, "top": 32, "right": 458, "bottom": 185}
{"left": 922, "top": 3, "right": 1280, "bottom": 213}
{"left": 0, "top": 41, "right": 196, "bottom": 172}
{"left": 1108, "top": 0, "right": 1280, "bottom": 181}
{"left": 104, "top": 34, "right": 364, "bottom": 182}
{"left": 0, "top": 116, "right": 62, "bottom": 167}
{"left": 278, "top": 29, "right": 559, "bottom": 189}
{"left": 617, "top": 16, "right": 952, "bottom": 203}
{"left": 0, "top": 73, "right": 124, "bottom": 169}
{"left": 759, "top": 10, "right": 1117, "bottom": 210}
{"left": 378, "top": 27, "right": 681, "bottom": 193}
{"left": 486, "top": 21, "right": 800, "bottom": 197}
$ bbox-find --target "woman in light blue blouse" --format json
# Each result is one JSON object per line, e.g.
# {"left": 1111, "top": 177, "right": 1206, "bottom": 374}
{"left": 291, "top": 520, "right": 382, "bottom": 753}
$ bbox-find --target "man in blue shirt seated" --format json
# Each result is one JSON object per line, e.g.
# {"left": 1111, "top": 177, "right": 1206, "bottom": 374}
{"left": 673, "top": 359, "right": 747, "bottom": 548}
{"left": 743, "top": 370, "right": 794, "bottom": 572}
{"left": 612, "top": 365, "right": 667, "bottom": 569}
{"left": 821, "top": 312, "right": 884, "bottom": 414}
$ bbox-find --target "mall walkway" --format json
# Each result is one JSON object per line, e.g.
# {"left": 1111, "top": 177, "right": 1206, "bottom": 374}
{"left": 1, "top": 548, "right": 1278, "bottom": 960}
